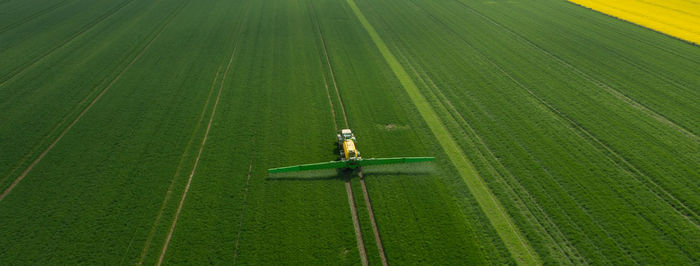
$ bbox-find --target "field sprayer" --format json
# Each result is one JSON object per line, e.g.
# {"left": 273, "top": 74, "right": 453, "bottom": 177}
{"left": 268, "top": 129, "right": 434, "bottom": 174}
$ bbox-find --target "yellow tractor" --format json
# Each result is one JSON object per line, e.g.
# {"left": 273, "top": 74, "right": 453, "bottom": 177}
{"left": 338, "top": 129, "right": 360, "bottom": 161}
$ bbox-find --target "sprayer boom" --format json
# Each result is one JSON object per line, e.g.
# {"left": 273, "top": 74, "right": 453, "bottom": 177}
{"left": 268, "top": 157, "right": 434, "bottom": 173}
{"left": 267, "top": 129, "right": 434, "bottom": 174}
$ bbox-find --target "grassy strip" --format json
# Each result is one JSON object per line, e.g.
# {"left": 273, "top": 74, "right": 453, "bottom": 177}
{"left": 359, "top": 0, "right": 699, "bottom": 262}
{"left": 344, "top": 0, "right": 540, "bottom": 264}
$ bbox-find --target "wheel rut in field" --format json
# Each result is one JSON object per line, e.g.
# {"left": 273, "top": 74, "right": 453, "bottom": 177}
{"left": 0, "top": 0, "right": 177, "bottom": 188}
{"left": 345, "top": 176, "right": 369, "bottom": 266}
{"left": 358, "top": 171, "right": 388, "bottom": 266}
{"left": 309, "top": 1, "right": 387, "bottom": 264}
{"left": 0, "top": 0, "right": 72, "bottom": 34}
{"left": 0, "top": 0, "right": 136, "bottom": 88}
{"left": 311, "top": 14, "right": 369, "bottom": 264}
{"left": 453, "top": 0, "right": 698, "bottom": 141}
{"left": 402, "top": 0, "right": 700, "bottom": 257}
{"left": 232, "top": 137, "right": 256, "bottom": 265}
{"left": 414, "top": 1, "right": 700, "bottom": 227}
{"left": 317, "top": 40, "right": 370, "bottom": 265}
{"left": 394, "top": 43, "right": 582, "bottom": 263}
{"left": 0, "top": 0, "right": 188, "bottom": 202}
{"left": 345, "top": 0, "right": 540, "bottom": 264}
{"left": 311, "top": 13, "right": 368, "bottom": 266}
{"left": 310, "top": 1, "right": 348, "bottom": 129}
{"left": 155, "top": 5, "right": 248, "bottom": 264}
{"left": 137, "top": 61, "right": 225, "bottom": 265}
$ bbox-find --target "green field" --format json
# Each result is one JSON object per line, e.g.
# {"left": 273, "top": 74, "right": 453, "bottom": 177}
{"left": 0, "top": 0, "right": 698, "bottom": 264}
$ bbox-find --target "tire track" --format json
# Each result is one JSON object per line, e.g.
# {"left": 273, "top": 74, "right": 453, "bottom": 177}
{"left": 453, "top": 0, "right": 698, "bottom": 141}
{"left": 232, "top": 137, "right": 255, "bottom": 265}
{"left": 358, "top": 172, "right": 388, "bottom": 266}
{"left": 0, "top": 0, "right": 186, "bottom": 202}
{"left": 345, "top": 0, "right": 540, "bottom": 263}
{"left": 318, "top": 57, "right": 338, "bottom": 131}
{"left": 309, "top": 1, "right": 383, "bottom": 264}
{"left": 141, "top": 3, "right": 249, "bottom": 263}
{"left": 404, "top": 1, "right": 695, "bottom": 260}
{"left": 397, "top": 45, "right": 587, "bottom": 263}
{"left": 0, "top": 0, "right": 178, "bottom": 193}
{"left": 406, "top": 0, "right": 700, "bottom": 251}
{"left": 136, "top": 62, "right": 224, "bottom": 264}
{"left": 0, "top": 0, "right": 134, "bottom": 88}
{"left": 542, "top": 2, "right": 700, "bottom": 90}
{"left": 389, "top": 36, "right": 579, "bottom": 262}
{"left": 156, "top": 52, "right": 228, "bottom": 266}
{"left": 315, "top": 28, "right": 370, "bottom": 265}
{"left": 156, "top": 7, "right": 247, "bottom": 263}
{"left": 417, "top": 0, "right": 700, "bottom": 227}
{"left": 309, "top": 0, "right": 348, "bottom": 129}
{"left": 562, "top": 1, "right": 700, "bottom": 65}
{"left": 0, "top": 0, "right": 72, "bottom": 34}
{"left": 402, "top": 4, "right": 680, "bottom": 258}
{"left": 346, "top": 176, "right": 369, "bottom": 266}
{"left": 499, "top": 65, "right": 700, "bottom": 227}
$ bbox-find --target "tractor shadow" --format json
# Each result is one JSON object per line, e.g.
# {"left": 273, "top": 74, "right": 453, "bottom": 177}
{"left": 266, "top": 167, "right": 353, "bottom": 182}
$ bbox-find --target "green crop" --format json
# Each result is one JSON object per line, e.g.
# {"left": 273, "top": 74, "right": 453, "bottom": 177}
{"left": 0, "top": 0, "right": 697, "bottom": 264}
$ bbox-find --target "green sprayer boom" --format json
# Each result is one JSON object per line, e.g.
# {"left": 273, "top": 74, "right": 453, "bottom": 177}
{"left": 267, "top": 129, "right": 434, "bottom": 174}
{"left": 268, "top": 157, "right": 434, "bottom": 173}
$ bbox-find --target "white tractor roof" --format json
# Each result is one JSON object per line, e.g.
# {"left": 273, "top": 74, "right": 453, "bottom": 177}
{"left": 341, "top": 129, "right": 352, "bottom": 134}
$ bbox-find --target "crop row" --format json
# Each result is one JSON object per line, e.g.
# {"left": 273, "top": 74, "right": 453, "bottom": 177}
{"left": 161, "top": 0, "right": 360, "bottom": 264}
{"left": 0, "top": 0, "right": 186, "bottom": 195}
{"left": 310, "top": 0, "right": 518, "bottom": 264}
{"left": 0, "top": 0, "right": 134, "bottom": 83}
{"left": 2, "top": 0, "right": 696, "bottom": 264}
{"left": 0, "top": 0, "right": 252, "bottom": 263}
{"left": 353, "top": 0, "right": 699, "bottom": 263}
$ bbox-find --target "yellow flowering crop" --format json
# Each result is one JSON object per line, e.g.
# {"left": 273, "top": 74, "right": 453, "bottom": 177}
{"left": 569, "top": 0, "right": 700, "bottom": 44}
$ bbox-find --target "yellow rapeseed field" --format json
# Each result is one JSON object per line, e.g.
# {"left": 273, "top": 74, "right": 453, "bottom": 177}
{"left": 569, "top": 0, "right": 700, "bottom": 44}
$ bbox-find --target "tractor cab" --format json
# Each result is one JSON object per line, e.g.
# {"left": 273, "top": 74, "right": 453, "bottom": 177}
{"left": 340, "top": 129, "right": 355, "bottom": 141}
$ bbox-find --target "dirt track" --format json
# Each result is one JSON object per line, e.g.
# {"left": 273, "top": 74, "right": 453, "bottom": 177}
{"left": 359, "top": 171, "right": 388, "bottom": 266}
{"left": 310, "top": 1, "right": 388, "bottom": 263}
{"left": 309, "top": 2, "right": 372, "bottom": 264}
{"left": 345, "top": 177, "right": 369, "bottom": 266}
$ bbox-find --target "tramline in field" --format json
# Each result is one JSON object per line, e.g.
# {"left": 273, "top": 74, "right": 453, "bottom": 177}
{"left": 268, "top": 129, "right": 434, "bottom": 173}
